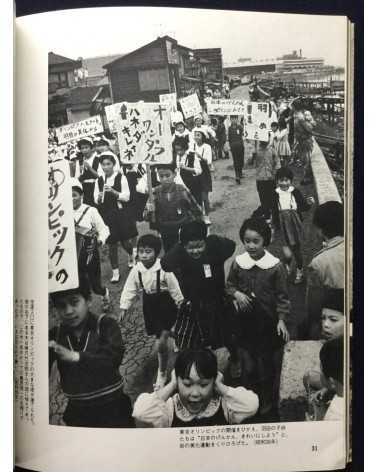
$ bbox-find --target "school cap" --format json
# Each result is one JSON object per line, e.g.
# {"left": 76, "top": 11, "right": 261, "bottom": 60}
{"left": 96, "top": 136, "right": 110, "bottom": 146}
{"left": 77, "top": 137, "right": 93, "bottom": 147}
{"left": 194, "top": 114, "right": 203, "bottom": 122}
{"left": 171, "top": 111, "right": 184, "bottom": 125}
{"left": 99, "top": 151, "right": 117, "bottom": 165}
{"left": 323, "top": 288, "right": 344, "bottom": 314}
{"left": 71, "top": 178, "right": 83, "bottom": 194}
{"left": 192, "top": 126, "right": 208, "bottom": 139}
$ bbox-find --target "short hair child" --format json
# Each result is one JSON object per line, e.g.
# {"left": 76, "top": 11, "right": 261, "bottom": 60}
{"left": 275, "top": 166, "right": 294, "bottom": 183}
{"left": 320, "top": 337, "right": 344, "bottom": 388}
{"left": 180, "top": 220, "right": 208, "bottom": 246}
{"left": 239, "top": 216, "right": 272, "bottom": 246}
{"left": 313, "top": 201, "right": 344, "bottom": 239}
{"left": 49, "top": 278, "right": 134, "bottom": 428}
{"left": 120, "top": 233, "right": 183, "bottom": 390}
{"left": 174, "top": 348, "right": 217, "bottom": 380}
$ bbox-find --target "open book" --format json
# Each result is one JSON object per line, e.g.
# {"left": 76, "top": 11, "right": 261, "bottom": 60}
{"left": 14, "top": 6, "right": 354, "bottom": 472}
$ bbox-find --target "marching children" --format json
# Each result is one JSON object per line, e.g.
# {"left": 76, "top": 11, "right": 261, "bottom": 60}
{"left": 77, "top": 137, "right": 101, "bottom": 206}
{"left": 269, "top": 121, "right": 280, "bottom": 155}
{"left": 95, "top": 137, "right": 121, "bottom": 174}
{"left": 133, "top": 348, "right": 259, "bottom": 427}
{"left": 172, "top": 120, "right": 193, "bottom": 150}
{"left": 71, "top": 178, "right": 110, "bottom": 311}
{"left": 255, "top": 139, "right": 281, "bottom": 222}
{"left": 174, "top": 137, "right": 202, "bottom": 206}
{"left": 226, "top": 216, "right": 290, "bottom": 418}
{"left": 228, "top": 115, "right": 245, "bottom": 184}
{"left": 161, "top": 221, "right": 236, "bottom": 351}
{"left": 272, "top": 167, "right": 315, "bottom": 284}
{"left": 276, "top": 118, "right": 292, "bottom": 167}
{"left": 193, "top": 129, "right": 213, "bottom": 225}
{"left": 49, "top": 278, "right": 134, "bottom": 428}
{"left": 119, "top": 234, "right": 184, "bottom": 390}
{"left": 149, "top": 162, "right": 203, "bottom": 252}
{"left": 94, "top": 152, "right": 136, "bottom": 283}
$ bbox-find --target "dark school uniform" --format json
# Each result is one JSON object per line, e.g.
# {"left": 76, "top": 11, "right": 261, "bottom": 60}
{"left": 228, "top": 124, "right": 245, "bottom": 180}
{"left": 49, "top": 313, "right": 134, "bottom": 428}
{"left": 79, "top": 153, "right": 101, "bottom": 207}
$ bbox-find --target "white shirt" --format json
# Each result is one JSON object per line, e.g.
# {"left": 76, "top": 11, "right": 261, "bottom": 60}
{"left": 133, "top": 387, "right": 259, "bottom": 427}
{"left": 193, "top": 142, "right": 212, "bottom": 165}
{"left": 176, "top": 151, "right": 202, "bottom": 176}
{"left": 93, "top": 171, "right": 130, "bottom": 205}
{"left": 73, "top": 204, "right": 110, "bottom": 245}
{"left": 120, "top": 259, "right": 184, "bottom": 311}
{"left": 324, "top": 395, "right": 344, "bottom": 421}
{"left": 275, "top": 186, "right": 298, "bottom": 210}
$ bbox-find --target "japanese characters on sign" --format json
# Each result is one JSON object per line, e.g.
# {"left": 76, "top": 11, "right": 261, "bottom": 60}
{"left": 159, "top": 93, "right": 178, "bottom": 113}
{"left": 179, "top": 93, "right": 202, "bottom": 119}
{"left": 244, "top": 101, "right": 270, "bottom": 142}
{"left": 48, "top": 158, "right": 78, "bottom": 292}
{"left": 206, "top": 98, "right": 246, "bottom": 116}
{"left": 113, "top": 102, "right": 173, "bottom": 164}
{"left": 55, "top": 116, "right": 104, "bottom": 145}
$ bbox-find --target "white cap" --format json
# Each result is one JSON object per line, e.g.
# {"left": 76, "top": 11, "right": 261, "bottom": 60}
{"left": 171, "top": 111, "right": 184, "bottom": 124}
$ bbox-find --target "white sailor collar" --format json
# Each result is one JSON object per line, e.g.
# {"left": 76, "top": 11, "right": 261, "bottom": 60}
{"left": 275, "top": 185, "right": 295, "bottom": 194}
{"left": 235, "top": 250, "right": 280, "bottom": 270}
{"left": 173, "top": 393, "right": 221, "bottom": 421}
{"left": 135, "top": 259, "right": 161, "bottom": 273}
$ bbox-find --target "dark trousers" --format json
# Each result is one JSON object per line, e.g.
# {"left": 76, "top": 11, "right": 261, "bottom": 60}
{"left": 80, "top": 248, "right": 106, "bottom": 297}
{"left": 256, "top": 180, "right": 275, "bottom": 219}
{"left": 231, "top": 145, "right": 245, "bottom": 179}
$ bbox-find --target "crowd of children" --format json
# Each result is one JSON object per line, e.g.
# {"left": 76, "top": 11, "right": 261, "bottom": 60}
{"left": 49, "top": 95, "right": 346, "bottom": 428}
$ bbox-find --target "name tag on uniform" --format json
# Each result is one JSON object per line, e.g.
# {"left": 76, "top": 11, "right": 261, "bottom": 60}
{"left": 203, "top": 264, "right": 212, "bottom": 278}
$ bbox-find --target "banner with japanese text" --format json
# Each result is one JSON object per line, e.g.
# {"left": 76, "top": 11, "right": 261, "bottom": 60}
{"left": 55, "top": 116, "right": 104, "bottom": 144}
{"left": 113, "top": 102, "right": 173, "bottom": 164}
{"left": 179, "top": 93, "right": 202, "bottom": 119}
{"left": 159, "top": 93, "right": 178, "bottom": 113}
{"left": 207, "top": 98, "right": 246, "bottom": 116}
{"left": 244, "top": 102, "right": 270, "bottom": 141}
{"left": 48, "top": 158, "right": 78, "bottom": 293}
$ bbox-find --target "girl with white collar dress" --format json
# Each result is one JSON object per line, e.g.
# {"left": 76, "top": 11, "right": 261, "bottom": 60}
{"left": 133, "top": 348, "right": 259, "bottom": 427}
{"left": 272, "top": 167, "right": 314, "bottom": 284}
{"left": 226, "top": 216, "right": 290, "bottom": 418}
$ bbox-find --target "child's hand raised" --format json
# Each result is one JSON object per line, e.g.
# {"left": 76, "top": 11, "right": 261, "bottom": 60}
{"left": 170, "top": 369, "right": 178, "bottom": 390}
{"left": 277, "top": 320, "right": 290, "bottom": 343}
{"left": 215, "top": 371, "right": 228, "bottom": 396}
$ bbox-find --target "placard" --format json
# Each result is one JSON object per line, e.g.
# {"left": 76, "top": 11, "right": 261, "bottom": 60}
{"left": 159, "top": 93, "right": 178, "bottom": 113}
{"left": 207, "top": 98, "right": 246, "bottom": 116}
{"left": 244, "top": 101, "right": 270, "bottom": 141}
{"left": 113, "top": 102, "right": 173, "bottom": 164}
{"left": 48, "top": 158, "right": 78, "bottom": 292}
{"left": 179, "top": 93, "right": 202, "bottom": 119}
{"left": 55, "top": 116, "right": 104, "bottom": 144}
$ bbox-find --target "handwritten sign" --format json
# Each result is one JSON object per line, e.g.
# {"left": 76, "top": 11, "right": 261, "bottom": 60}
{"left": 55, "top": 116, "right": 104, "bottom": 145}
{"left": 207, "top": 99, "right": 246, "bottom": 116}
{"left": 179, "top": 93, "right": 202, "bottom": 119}
{"left": 48, "top": 159, "right": 78, "bottom": 293}
{"left": 113, "top": 102, "right": 173, "bottom": 164}
{"left": 159, "top": 93, "right": 178, "bottom": 113}
{"left": 244, "top": 102, "right": 270, "bottom": 142}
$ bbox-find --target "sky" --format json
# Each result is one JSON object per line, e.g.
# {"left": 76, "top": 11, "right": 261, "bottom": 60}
{"left": 18, "top": 7, "right": 348, "bottom": 67}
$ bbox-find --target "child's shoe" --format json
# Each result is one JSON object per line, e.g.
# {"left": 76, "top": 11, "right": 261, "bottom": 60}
{"left": 111, "top": 269, "right": 120, "bottom": 284}
{"left": 294, "top": 268, "right": 304, "bottom": 284}
{"left": 154, "top": 370, "right": 168, "bottom": 391}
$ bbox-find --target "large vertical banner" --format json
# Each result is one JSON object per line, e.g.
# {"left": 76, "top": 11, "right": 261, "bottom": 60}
{"left": 113, "top": 102, "right": 173, "bottom": 164}
{"left": 244, "top": 102, "right": 270, "bottom": 141}
{"left": 48, "top": 158, "right": 78, "bottom": 292}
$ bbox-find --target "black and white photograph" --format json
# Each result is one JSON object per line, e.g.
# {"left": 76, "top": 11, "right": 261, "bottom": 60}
{"left": 46, "top": 7, "right": 348, "bottom": 432}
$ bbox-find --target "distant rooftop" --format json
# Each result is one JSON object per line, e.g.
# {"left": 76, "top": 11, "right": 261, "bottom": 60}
{"left": 49, "top": 52, "right": 81, "bottom": 66}
{"left": 82, "top": 54, "right": 122, "bottom": 78}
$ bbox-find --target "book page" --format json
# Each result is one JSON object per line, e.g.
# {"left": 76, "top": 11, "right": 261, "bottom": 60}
{"left": 15, "top": 7, "right": 351, "bottom": 472}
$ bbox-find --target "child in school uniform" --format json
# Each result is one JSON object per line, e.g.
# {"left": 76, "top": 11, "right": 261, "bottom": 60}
{"left": 133, "top": 348, "right": 259, "bottom": 427}
{"left": 226, "top": 216, "right": 290, "bottom": 418}
{"left": 147, "top": 162, "right": 203, "bottom": 252}
{"left": 71, "top": 178, "right": 110, "bottom": 311}
{"left": 49, "top": 278, "right": 134, "bottom": 428}
{"left": 255, "top": 140, "right": 281, "bottom": 222}
{"left": 174, "top": 137, "right": 203, "bottom": 206}
{"left": 172, "top": 120, "right": 193, "bottom": 149}
{"left": 77, "top": 137, "right": 101, "bottom": 207}
{"left": 94, "top": 136, "right": 121, "bottom": 174}
{"left": 94, "top": 152, "right": 136, "bottom": 283}
{"left": 193, "top": 129, "right": 213, "bottom": 225}
{"left": 228, "top": 115, "right": 245, "bottom": 184}
{"left": 161, "top": 221, "right": 236, "bottom": 351}
{"left": 272, "top": 167, "right": 315, "bottom": 284}
{"left": 119, "top": 234, "right": 184, "bottom": 390}
{"left": 276, "top": 118, "right": 292, "bottom": 167}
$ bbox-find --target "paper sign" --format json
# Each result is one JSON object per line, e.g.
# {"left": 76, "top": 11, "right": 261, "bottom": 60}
{"left": 179, "top": 93, "right": 202, "bottom": 119}
{"left": 48, "top": 158, "right": 78, "bottom": 292}
{"left": 159, "top": 93, "right": 178, "bottom": 113}
{"left": 113, "top": 102, "right": 173, "bottom": 164}
{"left": 55, "top": 116, "right": 104, "bottom": 144}
{"left": 244, "top": 101, "right": 270, "bottom": 142}
{"left": 207, "top": 98, "right": 246, "bottom": 116}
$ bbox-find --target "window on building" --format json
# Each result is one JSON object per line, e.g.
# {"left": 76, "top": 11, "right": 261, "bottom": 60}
{"left": 138, "top": 68, "right": 169, "bottom": 91}
{"left": 49, "top": 71, "right": 69, "bottom": 89}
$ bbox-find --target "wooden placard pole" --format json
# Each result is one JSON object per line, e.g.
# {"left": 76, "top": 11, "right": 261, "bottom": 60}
{"left": 146, "top": 163, "right": 155, "bottom": 224}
